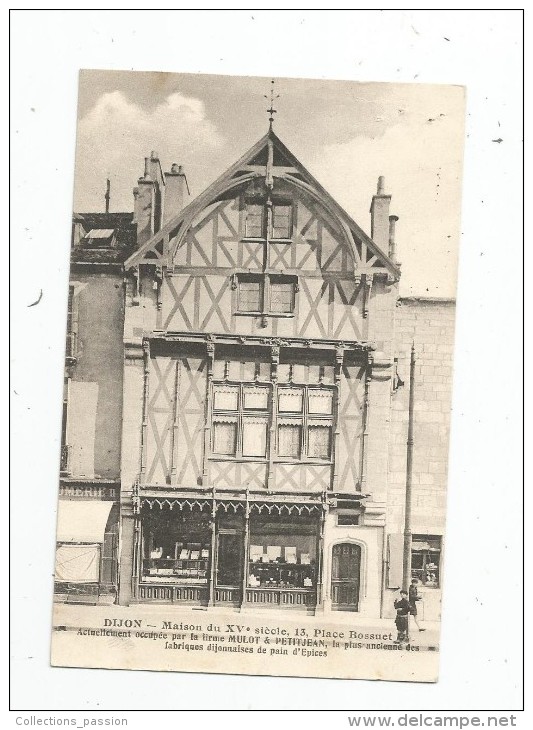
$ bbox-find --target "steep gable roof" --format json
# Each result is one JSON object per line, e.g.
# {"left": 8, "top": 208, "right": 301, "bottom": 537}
{"left": 125, "top": 129, "right": 401, "bottom": 280}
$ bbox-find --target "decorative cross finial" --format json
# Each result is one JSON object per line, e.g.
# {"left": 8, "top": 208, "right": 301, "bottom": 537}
{"left": 264, "top": 79, "right": 279, "bottom": 130}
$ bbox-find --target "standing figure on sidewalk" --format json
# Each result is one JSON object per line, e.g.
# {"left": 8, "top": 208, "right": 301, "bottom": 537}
{"left": 409, "top": 578, "right": 426, "bottom": 632}
{"left": 394, "top": 590, "right": 410, "bottom": 643}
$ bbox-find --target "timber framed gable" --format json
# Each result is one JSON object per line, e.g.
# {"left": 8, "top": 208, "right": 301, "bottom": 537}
{"left": 126, "top": 131, "right": 400, "bottom": 342}
{"left": 126, "top": 130, "right": 401, "bottom": 283}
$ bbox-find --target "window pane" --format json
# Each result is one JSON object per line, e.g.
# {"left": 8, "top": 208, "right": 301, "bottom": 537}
{"left": 272, "top": 205, "right": 292, "bottom": 239}
{"left": 242, "top": 419, "right": 268, "bottom": 457}
{"left": 243, "top": 386, "right": 269, "bottom": 410}
{"left": 227, "top": 360, "right": 241, "bottom": 380}
{"left": 411, "top": 535, "right": 441, "bottom": 587}
{"left": 321, "top": 366, "right": 335, "bottom": 384}
{"left": 213, "top": 421, "right": 237, "bottom": 455}
{"left": 213, "top": 360, "right": 225, "bottom": 380}
{"left": 278, "top": 388, "right": 303, "bottom": 412}
{"left": 308, "top": 389, "right": 333, "bottom": 414}
{"left": 277, "top": 364, "right": 291, "bottom": 382}
{"left": 337, "top": 513, "right": 360, "bottom": 526}
{"left": 213, "top": 385, "right": 239, "bottom": 411}
{"left": 278, "top": 424, "right": 301, "bottom": 458}
{"left": 308, "top": 425, "right": 331, "bottom": 459}
{"left": 248, "top": 527, "right": 317, "bottom": 588}
{"left": 245, "top": 204, "right": 264, "bottom": 238}
{"left": 242, "top": 361, "right": 255, "bottom": 381}
{"left": 239, "top": 280, "right": 262, "bottom": 312}
{"left": 270, "top": 282, "right": 294, "bottom": 313}
{"left": 424, "top": 561, "right": 440, "bottom": 587}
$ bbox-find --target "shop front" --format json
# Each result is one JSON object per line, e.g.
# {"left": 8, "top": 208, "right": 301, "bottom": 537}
{"left": 246, "top": 510, "right": 319, "bottom": 609}
{"left": 133, "top": 494, "right": 323, "bottom": 612}
{"left": 138, "top": 502, "right": 212, "bottom": 605}
{"left": 54, "top": 499, "right": 119, "bottom": 604}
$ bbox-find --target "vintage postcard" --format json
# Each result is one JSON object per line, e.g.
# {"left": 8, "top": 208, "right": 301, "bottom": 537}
{"left": 51, "top": 70, "right": 465, "bottom": 682}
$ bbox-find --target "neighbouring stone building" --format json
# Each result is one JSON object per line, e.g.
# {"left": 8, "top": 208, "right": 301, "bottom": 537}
{"left": 55, "top": 213, "right": 136, "bottom": 603}
{"left": 55, "top": 126, "right": 455, "bottom": 620}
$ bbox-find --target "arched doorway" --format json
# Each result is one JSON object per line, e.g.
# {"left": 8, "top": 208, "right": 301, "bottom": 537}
{"left": 331, "top": 542, "right": 361, "bottom": 611}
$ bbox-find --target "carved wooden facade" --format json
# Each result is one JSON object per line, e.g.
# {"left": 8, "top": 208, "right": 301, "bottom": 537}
{"left": 119, "top": 130, "right": 402, "bottom": 613}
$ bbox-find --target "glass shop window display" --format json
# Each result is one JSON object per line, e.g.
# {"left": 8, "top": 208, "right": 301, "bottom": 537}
{"left": 411, "top": 535, "right": 442, "bottom": 587}
{"left": 142, "top": 509, "right": 212, "bottom": 584}
{"left": 248, "top": 513, "right": 318, "bottom": 589}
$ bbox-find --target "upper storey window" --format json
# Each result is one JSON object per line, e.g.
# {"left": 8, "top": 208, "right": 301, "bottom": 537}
{"left": 212, "top": 383, "right": 271, "bottom": 459}
{"left": 244, "top": 200, "right": 293, "bottom": 240}
{"left": 272, "top": 204, "right": 292, "bottom": 240}
{"left": 81, "top": 228, "right": 116, "bottom": 248}
{"left": 236, "top": 274, "right": 296, "bottom": 316}
{"left": 277, "top": 386, "right": 334, "bottom": 462}
{"left": 238, "top": 278, "right": 263, "bottom": 313}
{"left": 270, "top": 277, "right": 295, "bottom": 314}
{"left": 244, "top": 204, "right": 265, "bottom": 239}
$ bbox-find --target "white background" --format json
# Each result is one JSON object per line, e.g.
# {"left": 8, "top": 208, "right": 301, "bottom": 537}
{"left": 9, "top": 6, "right": 525, "bottom": 720}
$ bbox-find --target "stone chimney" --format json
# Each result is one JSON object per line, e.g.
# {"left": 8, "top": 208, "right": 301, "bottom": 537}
{"left": 133, "top": 152, "right": 165, "bottom": 245}
{"left": 163, "top": 163, "right": 189, "bottom": 224}
{"left": 388, "top": 215, "right": 399, "bottom": 262}
{"left": 369, "top": 176, "right": 391, "bottom": 252}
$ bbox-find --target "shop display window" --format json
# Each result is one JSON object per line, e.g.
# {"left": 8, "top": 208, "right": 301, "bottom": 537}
{"left": 142, "top": 510, "right": 211, "bottom": 583}
{"left": 411, "top": 535, "right": 441, "bottom": 587}
{"left": 248, "top": 515, "right": 318, "bottom": 589}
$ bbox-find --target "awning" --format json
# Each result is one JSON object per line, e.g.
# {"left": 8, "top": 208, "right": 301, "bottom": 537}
{"left": 412, "top": 541, "right": 431, "bottom": 551}
{"left": 55, "top": 544, "right": 100, "bottom": 582}
{"left": 56, "top": 500, "right": 114, "bottom": 543}
{"left": 412, "top": 540, "right": 440, "bottom": 551}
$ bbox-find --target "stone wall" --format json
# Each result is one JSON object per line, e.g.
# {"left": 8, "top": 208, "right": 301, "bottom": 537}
{"left": 383, "top": 297, "right": 456, "bottom": 619}
{"left": 68, "top": 270, "right": 125, "bottom": 480}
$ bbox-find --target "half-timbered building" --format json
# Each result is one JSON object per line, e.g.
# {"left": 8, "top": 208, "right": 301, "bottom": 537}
{"left": 118, "top": 129, "right": 407, "bottom": 616}
{"left": 56, "top": 125, "right": 454, "bottom": 620}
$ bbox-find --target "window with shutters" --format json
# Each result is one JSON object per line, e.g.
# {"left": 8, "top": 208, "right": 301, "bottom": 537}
{"left": 211, "top": 382, "right": 270, "bottom": 460}
{"left": 277, "top": 386, "right": 334, "bottom": 462}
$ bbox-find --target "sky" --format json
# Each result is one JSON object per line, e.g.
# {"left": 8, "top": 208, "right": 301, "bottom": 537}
{"left": 74, "top": 70, "right": 466, "bottom": 297}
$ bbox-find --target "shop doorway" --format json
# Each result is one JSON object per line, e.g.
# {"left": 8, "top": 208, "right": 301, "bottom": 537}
{"left": 215, "top": 530, "right": 243, "bottom": 605}
{"left": 331, "top": 542, "right": 361, "bottom": 611}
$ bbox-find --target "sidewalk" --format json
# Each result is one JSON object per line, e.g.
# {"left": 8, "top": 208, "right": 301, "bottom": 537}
{"left": 53, "top": 601, "right": 441, "bottom": 647}
{"left": 51, "top": 600, "right": 440, "bottom": 681}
